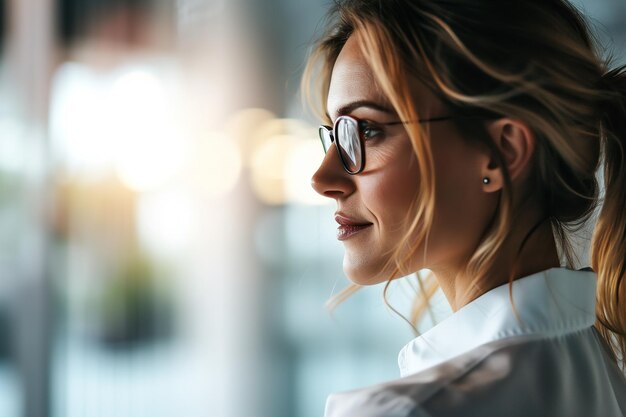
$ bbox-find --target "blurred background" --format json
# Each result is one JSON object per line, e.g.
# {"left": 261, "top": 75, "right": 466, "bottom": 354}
{"left": 0, "top": 0, "right": 623, "bottom": 416}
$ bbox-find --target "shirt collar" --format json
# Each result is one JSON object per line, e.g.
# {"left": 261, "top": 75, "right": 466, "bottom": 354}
{"left": 398, "top": 267, "right": 597, "bottom": 377}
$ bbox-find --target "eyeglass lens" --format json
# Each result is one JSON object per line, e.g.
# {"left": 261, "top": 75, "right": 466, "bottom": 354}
{"left": 318, "top": 117, "right": 363, "bottom": 173}
{"left": 319, "top": 127, "right": 331, "bottom": 153}
{"left": 336, "top": 117, "right": 362, "bottom": 173}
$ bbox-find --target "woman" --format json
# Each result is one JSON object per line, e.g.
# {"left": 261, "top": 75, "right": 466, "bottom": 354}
{"left": 302, "top": 0, "right": 626, "bottom": 416}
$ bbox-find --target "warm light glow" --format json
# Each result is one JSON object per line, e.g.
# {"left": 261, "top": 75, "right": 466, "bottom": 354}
{"left": 224, "top": 108, "right": 276, "bottom": 168}
{"left": 112, "top": 68, "right": 186, "bottom": 192}
{"left": 249, "top": 118, "right": 324, "bottom": 205}
{"left": 50, "top": 62, "right": 119, "bottom": 178}
{"left": 50, "top": 62, "right": 187, "bottom": 191}
{"left": 136, "top": 191, "right": 196, "bottom": 256}
{"left": 285, "top": 139, "right": 330, "bottom": 206}
{"left": 188, "top": 132, "right": 242, "bottom": 197}
{"left": 250, "top": 133, "right": 293, "bottom": 205}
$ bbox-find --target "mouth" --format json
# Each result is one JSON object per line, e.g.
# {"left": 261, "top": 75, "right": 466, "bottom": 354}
{"left": 334, "top": 213, "right": 373, "bottom": 241}
{"left": 336, "top": 223, "right": 373, "bottom": 240}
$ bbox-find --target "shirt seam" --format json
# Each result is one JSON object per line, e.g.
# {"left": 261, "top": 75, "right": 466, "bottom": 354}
{"left": 401, "top": 319, "right": 593, "bottom": 376}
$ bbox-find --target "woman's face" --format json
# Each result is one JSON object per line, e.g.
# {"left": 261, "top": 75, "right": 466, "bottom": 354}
{"left": 311, "top": 35, "right": 497, "bottom": 285}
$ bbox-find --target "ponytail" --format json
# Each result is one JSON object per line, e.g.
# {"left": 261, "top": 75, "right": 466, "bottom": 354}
{"left": 592, "top": 63, "right": 626, "bottom": 372}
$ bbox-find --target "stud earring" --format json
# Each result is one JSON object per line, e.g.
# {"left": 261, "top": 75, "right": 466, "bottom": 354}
{"left": 483, "top": 177, "right": 490, "bottom": 184}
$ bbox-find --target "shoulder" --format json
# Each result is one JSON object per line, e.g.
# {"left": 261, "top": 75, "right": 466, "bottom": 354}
{"left": 325, "top": 331, "right": 607, "bottom": 417}
{"left": 324, "top": 341, "right": 495, "bottom": 417}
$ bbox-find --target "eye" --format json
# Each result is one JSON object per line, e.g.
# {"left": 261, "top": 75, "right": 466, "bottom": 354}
{"left": 360, "top": 121, "right": 385, "bottom": 141}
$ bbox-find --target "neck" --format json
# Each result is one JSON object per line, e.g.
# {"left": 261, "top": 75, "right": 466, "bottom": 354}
{"left": 431, "top": 212, "right": 561, "bottom": 312}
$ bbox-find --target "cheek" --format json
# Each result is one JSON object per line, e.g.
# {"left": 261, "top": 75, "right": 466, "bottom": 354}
{"left": 363, "top": 149, "right": 421, "bottom": 230}
{"left": 434, "top": 143, "right": 481, "bottom": 217}
{"left": 429, "top": 140, "right": 485, "bottom": 261}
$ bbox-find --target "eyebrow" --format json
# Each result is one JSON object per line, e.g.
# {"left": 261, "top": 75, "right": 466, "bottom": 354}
{"left": 326, "top": 100, "right": 396, "bottom": 120}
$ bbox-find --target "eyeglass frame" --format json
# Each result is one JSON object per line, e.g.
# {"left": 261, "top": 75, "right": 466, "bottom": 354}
{"left": 318, "top": 114, "right": 483, "bottom": 175}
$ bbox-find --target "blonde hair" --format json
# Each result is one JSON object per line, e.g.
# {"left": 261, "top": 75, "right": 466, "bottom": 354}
{"left": 302, "top": 0, "right": 626, "bottom": 371}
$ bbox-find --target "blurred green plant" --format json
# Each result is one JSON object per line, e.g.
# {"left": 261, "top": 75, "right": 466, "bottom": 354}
{"left": 96, "top": 251, "right": 175, "bottom": 351}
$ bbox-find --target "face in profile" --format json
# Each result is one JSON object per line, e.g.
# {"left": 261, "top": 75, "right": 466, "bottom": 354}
{"left": 311, "top": 34, "right": 496, "bottom": 286}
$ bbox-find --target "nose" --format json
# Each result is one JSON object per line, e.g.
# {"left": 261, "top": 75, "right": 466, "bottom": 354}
{"left": 310, "top": 144, "right": 355, "bottom": 199}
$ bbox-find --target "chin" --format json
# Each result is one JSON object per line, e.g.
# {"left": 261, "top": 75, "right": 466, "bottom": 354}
{"left": 343, "top": 262, "right": 389, "bottom": 286}
{"left": 344, "top": 258, "right": 423, "bottom": 285}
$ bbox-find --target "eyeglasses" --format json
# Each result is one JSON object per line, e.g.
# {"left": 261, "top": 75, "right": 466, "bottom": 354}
{"left": 318, "top": 114, "right": 460, "bottom": 175}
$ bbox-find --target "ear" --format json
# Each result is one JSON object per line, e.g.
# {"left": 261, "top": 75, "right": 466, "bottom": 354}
{"left": 481, "top": 118, "right": 535, "bottom": 192}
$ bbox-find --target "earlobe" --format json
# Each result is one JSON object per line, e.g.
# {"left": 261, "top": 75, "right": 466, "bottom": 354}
{"left": 481, "top": 118, "right": 535, "bottom": 192}
{"left": 481, "top": 171, "right": 501, "bottom": 192}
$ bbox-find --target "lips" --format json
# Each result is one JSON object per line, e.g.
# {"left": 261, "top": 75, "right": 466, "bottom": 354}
{"left": 334, "top": 213, "right": 372, "bottom": 227}
{"left": 335, "top": 213, "right": 373, "bottom": 240}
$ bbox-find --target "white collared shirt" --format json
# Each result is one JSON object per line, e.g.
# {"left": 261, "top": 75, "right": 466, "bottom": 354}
{"left": 324, "top": 267, "right": 626, "bottom": 417}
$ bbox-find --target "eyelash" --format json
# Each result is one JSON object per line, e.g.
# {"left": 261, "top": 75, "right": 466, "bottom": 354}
{"left": 360, "top": 121, "right": 386, "bottom": 141}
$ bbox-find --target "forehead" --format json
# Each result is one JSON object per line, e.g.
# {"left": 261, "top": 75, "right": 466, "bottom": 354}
{"left": 326, "top": 34, "right": 445, "bottom": 120}
{"left": 326, "top": 35, "right": 389, "bottom": 118}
